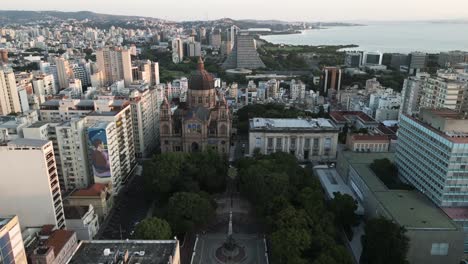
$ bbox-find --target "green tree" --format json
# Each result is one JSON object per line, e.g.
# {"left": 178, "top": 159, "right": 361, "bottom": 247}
{"left": 329, "top": 192, "right": 359, "bottom": 228}
{"left": 134, "top": 217, "right": 172, "bottom": 240}
{"left": 166, "top": 192, "right": 215, "bottom": 234}
{"left": 270, "top": 228, "right": 312, "bottom": 264}
{"left": 360, "top": 217, "right": 409, "bottom": 264}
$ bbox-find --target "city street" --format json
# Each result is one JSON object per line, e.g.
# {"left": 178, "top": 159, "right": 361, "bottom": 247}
{"left": 97, "top": 169, "right": 151, "bottom": 239}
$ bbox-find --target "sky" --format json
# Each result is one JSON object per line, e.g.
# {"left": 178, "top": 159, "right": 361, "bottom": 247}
{"left": 2, "top": 0, "right": 468, "bottom": 22}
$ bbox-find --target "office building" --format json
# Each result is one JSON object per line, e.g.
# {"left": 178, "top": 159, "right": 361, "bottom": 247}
{"left": 0, "top": 139, "right": 65, "bottom": 229}
{"left": 0, "top": 49, "right": 8, "bottom": 64}
{"left": 222, "top": 34, "right": 265, "bottom": 69}
{"left": 0, "top": 69, "right": 21, "bottom": 115}
{"left": 362, "top": 51, "right": 383, "bottom": 65}
{"left": 320, "top": 67, "right": 342, "bottom": 94}
{"left": 438, "top": 51, "right": 468, "bottom": 67}
{"left": 183, "top": 41, "right": 202, "bottom": 57}
{"left": 209, "top": 28, "right": 222, "bottom": 48}
{"left": 68, "top": 240, "right": 180, "bottom": 264}
{"left": 397, "top": 109, "right": 468, "bottom": 207}
{"left": 96, "top": 47, "right": 133, "bottom": 86}
{"left": 249, "top": 117, "right": 339, "bottom": 161}
{"left": 407, "top": 52, "right": 427, "bottom": 75}
{"left": 337, "top": 151, "right": 464, "bottom": 264}
{"left": 0, "top": 216, "right": 27, "bottom": 264}
{"left": 346, "top": 134, "right": 391, "bottom": 152}
{"left": 345, "top": 51, "right": 362, "bottom": 68}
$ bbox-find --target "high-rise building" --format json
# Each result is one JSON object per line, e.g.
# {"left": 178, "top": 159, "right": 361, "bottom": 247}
{"left": 362, "top": 51, "right": 383, "bottom": 65}
{"left": 72, "top": 64, "right": 91, "bottom": 88}
{"left": 96, "top": 47, "right": 133, "bottom": 86}
{"left": 171, "top": 38, "right": 184, "bottom": 64}
{"left": 290, "top": 79, "right": 306, "bottom": 100}
{"left": 438, "top": 51, "right": 468, "bottom": 67}
{"left": 0, "top": 216, "right": 27, "bottom": 264}
{"left": 400, "top": 73, "right": 430, "bottom": 117}
{"left": 0, "top": 49, "right": 9, "bottom": 64}
{"left": 151, "top": 62, "right": 160, "bottom": 85}
{"left": 407, "top": 52, "right": 427, "bottom": 75}
{"left": 345, "top": 52, "right": 362, "bottom": 68}
{"left": 0, "top": 69, "right": 21, "bottom": 115}
{"left": 33, "top": 73, "right": 57, "bottom": 104}
{"left": 54, "top": 57, "right": 72, "bottom": 90}
{"left": 0, "top": 139, "right": 65, "bottom": 229}
{"left": 222, "top": 34, "right": 265, "bottom": 70}
{"left": 397, "top": 109, "right": 468, "bottom": 207}
{"left": 209, "top": 29, "right": 222, "bottom": 49}
{"left": 320, "top": 67, "right": 342, "bottom": 94}
{"left": 419, "top": 71, "right": 468, "bottom": 112}
{"left": 184, "top": 41, "right": 202, "bottom": 57}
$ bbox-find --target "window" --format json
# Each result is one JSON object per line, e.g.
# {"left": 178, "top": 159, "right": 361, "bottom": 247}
{"left": 276, "top": 138, "right": 282, "bottom": 150}
{"left": 431, "top": 243, "right": 449, "bottom": 256}
{"left": 162, "top": 124, "right": 169, "bottom": 134}
{"left": 290, "top": 138, "right": 296, "bottom": 149}
{"left": 219, "top": 125, "right": 227, "bottom": 135}
{"left": 304, "top": 138, "right": 310, "bottom": 149}
{"left": 198, "top": 97, "right": 202, "bottom": 103}
{"left": 267, "top": 138, "right": 273, "bottom": 148}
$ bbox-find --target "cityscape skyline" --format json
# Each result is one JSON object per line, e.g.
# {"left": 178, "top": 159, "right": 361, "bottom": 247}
{"left": 2, "top": 0, "right": 468, "bottom": 22}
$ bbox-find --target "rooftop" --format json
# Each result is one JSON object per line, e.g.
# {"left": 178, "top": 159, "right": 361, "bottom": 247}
{"left": 64, "top": 206, "right": 91, "bottom": 219}
{"left": 0, "top": 216, "right": 14, "bottom": 230}
{"left": 45, "top": 230, "right": 75, "bottom": 257}
{"left": 27, "top": 121, "right": 52, "bottom": 128}
{"left": 250, "top": 117, "right": 336, "bottom": 130}
{"left": 6, "top": 138, "right": 49, "bottom": 148}
{"left": 349, "top": 134, "right": 390, "bottom": 141}
{"left": 330, "top": 111, "right": 377, "bottom": 123}
{"left": 71, "top": 183, "right": 108, "bottom": 197}
{"left": 68, "top": 240, "right": 179, "bottom": 264}
{"left": 343, "top": 151, "right": 457, "bottom": 230}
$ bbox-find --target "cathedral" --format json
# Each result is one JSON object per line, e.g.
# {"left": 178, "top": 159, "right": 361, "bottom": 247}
{"left": 160, "top": 58, "right": 232, "bottom": 154}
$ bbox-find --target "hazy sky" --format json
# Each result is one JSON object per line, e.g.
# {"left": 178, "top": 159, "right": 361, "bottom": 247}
{"left": 3, "top": 0, "right": 468, "bottom": 22}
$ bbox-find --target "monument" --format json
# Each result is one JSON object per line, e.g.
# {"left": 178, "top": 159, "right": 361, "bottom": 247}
{"left": 215, "top": 211, "right": 246, "bottom": 263}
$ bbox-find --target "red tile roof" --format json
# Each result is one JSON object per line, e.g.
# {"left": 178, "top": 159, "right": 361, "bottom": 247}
{"left": 330, "top": 111, "right": 376, "bottom": 123}
{"left": 71, "top": 183, "right": 107, "bottom": 197}
{"left": 46, "top": 230, "right": 75, "bottom": 257}
{"left": 442, "top": 207, "right": 468, "bottom": 220}
{"left": 39, "top": 225, "right": 55, "bottom": 236}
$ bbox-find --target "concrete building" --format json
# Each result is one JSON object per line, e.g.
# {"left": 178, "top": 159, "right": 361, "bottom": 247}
{"left": 171, "top": 38, "right": 184, "bottom": 64}
{"left": 329, "top": 111, "right": 380, "bottom": 131}
{"left": 321, "top": 67, "right": 342, "bottom": 94}
{"left": 0, "top": 139, "right": 65, "bottom": 229}
{"left": 222, "top": 34, "right": 265, "bottom": 69}
{"left": 0, "top": 69, "right": 21, "bottom": 115}
{"left": 345, "top": 51, "right": 362, "bottom": 68}
{"left": 400, "top": 73, "right": 430, "bottom": 117}
{"left": 397, "top": 109, "right": 468, "bottom": 207}
{"left": 128, "top": 88, "right": 160, "bottom": 158}
{"left": 0, "top": 216, "right": 27, "bottom": 264}
{"left": 407, "top": 52, "right": 427, "bottom": 75}
{"left": 68, "top": 240, "right": 180, "bottom": 264}
{"left": 420, "top": 70, "right": 468, "bottom": 112}
{"left": 249, "top": 117, "right": 339, "bottom": 161}
{"left": 29, "top": 229, "right": 77, "bottom": 264}
{"left": 32, "top": 73, "right": 57, "bottom": 105}
{"left": 438, "top": 51, "right": 468, "bottom": 67}
{"left": 64, "top": 205, "right": 99, "bottom": 240}
{"left": 54, "top": 57, "right": 72, "bottom": 90}
{"left": 362, "top": 51, "right": 383, "bottom": 65}
{"left": 337, "top": 151, "right": 464, "bottom": 264}
{"left": 346, "top": 134, "right": 391, "bottom": 152}
{"left": 65, "top": 183, "right": 113, "bottom": 221}
{"left": 96, "top": 47, "right": 133, "bottom": 86}
{"left": 290, "top": 79, "right": 306, "bottom": 100}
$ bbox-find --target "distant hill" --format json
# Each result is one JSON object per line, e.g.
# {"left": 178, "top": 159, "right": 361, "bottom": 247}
{"left": 0, "top": 10, "right": 158, "bottom": 24}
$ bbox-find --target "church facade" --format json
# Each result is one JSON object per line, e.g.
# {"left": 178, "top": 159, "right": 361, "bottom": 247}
{"left": 160, "top": 58, "right": 231, "bottom": 154}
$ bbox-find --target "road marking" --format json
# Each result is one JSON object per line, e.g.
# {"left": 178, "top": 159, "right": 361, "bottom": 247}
{"left": 198, "top": 238, "right": 205, "bottom": 264}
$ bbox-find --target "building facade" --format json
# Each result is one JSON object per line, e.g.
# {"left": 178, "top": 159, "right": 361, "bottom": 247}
{"left": 0, "top": 139, "right": 65, "bottom": 229}
{"left": 160, "top": 59, "right": 231, "bottom": 154}
{"left": 397, "top": 109, "right": 468, "bottom": 207}
{"left": 0, "top": 69, "right": 21, "bottom": 115}
{"left": 96, "top": 47, "right": 133, "bottom": 86}
{"left": 0, "top": 216, "right": 27, "bottom": 264}
{"left": 249, "top": 117, "right": 339, "bottom": 161}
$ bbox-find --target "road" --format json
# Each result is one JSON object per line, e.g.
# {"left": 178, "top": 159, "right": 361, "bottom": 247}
{"left": 97, "top": 170, "right": 151, "bottom": 239}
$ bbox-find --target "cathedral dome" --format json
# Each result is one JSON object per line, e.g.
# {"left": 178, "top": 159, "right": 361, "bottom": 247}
{"left": 189, "top": 57, "right": 215, "bottom": 90}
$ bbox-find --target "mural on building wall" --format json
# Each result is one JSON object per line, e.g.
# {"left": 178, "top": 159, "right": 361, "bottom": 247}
{"left": 88, "top": 127, "right": 111, "bottom": 178}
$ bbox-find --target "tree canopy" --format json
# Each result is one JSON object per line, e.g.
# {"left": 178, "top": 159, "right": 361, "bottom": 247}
{"left": 167, "top": 192, "right": 216, "bottom": 234}
{"left": 134, "top": 217, "right": 172, "bottom": 240}
{"left": 360, "top": 217, "right": 410, "bottom": 264}
{"left": 237, "top": 152, "right": 354, "bottom": 263}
